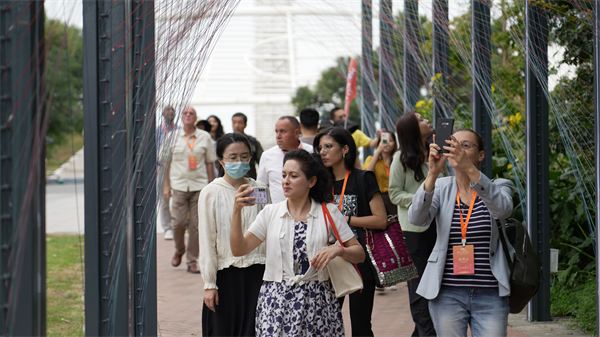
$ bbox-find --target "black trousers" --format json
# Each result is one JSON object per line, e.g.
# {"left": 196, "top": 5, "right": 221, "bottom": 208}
{"left": 201, "top": 264, "right": 265, "bottom": 336}
{"left": 338, "top": 278, "right": 376, "bottom": 337}
{"left": 405, "top": 224, "right": 437, "bottom": 337}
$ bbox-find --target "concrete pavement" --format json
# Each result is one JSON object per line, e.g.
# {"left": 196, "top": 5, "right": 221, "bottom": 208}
{"left": 155, "top": 232, "right": 590, "bottom": 337}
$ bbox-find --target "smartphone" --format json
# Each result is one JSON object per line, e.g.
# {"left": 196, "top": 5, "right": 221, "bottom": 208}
{"left": 435, "top": 118, "right": 454, "bottom": 154}
{"left": 244, "top": 186, "right": 269, "bottom": 204}
{"left": 381, "top": 132, "right": 390, "bottom": 144}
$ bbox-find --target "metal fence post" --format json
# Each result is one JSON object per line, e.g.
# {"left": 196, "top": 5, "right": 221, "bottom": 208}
{"left": 432, "top": 0, "right": 449, "bottom": 125}
{"left": 471, "top": 0, "right": 493, "bottom": 177}
{"left": 84, "top": 0, "right": 156, "bottom": 334}
{"left": 0, "top": 1, "right": 46, "bottom": 335}
{"left": 404, "top": 0, "right": 420, "bottom": 113}
{"left": 525, "top": 0, "right": 551, "bottom": 322}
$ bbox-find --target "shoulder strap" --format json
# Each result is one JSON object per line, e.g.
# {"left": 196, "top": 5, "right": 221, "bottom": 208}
{"left": 496, "top": 218, "right": 514, "bottom": 266}
{"left": 322, "top": 203, "right": 345, "bottom": 247}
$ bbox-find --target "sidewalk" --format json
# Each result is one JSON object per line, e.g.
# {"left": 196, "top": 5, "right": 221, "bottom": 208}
{"left": 156, "top": 232, "right": 589, "bottom": 337}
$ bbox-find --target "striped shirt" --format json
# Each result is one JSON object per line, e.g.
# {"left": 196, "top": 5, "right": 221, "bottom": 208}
{"left": 442, "top": 195, "right": 498, "bottom": 288}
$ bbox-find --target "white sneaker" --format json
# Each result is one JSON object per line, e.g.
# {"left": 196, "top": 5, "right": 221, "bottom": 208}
{"left": 385, "top": 285, "right": 397, "bottom": 291}
{"left": 164, "top": 229, "right": 174, "bottom": 240}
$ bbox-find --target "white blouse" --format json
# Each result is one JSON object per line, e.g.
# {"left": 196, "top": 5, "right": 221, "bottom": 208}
{"left": 198, "top": 178, "right": 268, "bottom": 290}
{"left": 247, "top": 199, "right": 355, "bottom": 284}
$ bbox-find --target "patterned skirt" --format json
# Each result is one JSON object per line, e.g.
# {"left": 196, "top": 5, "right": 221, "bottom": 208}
{"left": 255, "top": 279, "right": 345, "bottom": 336}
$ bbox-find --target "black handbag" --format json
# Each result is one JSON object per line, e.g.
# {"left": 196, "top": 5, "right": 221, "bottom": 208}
{"left": 497, "top": 218, "right": 542, "bottom": 314}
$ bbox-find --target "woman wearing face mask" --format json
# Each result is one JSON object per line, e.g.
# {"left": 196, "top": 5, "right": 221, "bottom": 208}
{"left": 198, "top": 132, "right": 269, "bottom": 336}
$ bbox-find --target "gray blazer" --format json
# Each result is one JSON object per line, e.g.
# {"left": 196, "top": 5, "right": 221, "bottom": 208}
{"left": 407, "top": 173, "right": 515, "bottom": 300}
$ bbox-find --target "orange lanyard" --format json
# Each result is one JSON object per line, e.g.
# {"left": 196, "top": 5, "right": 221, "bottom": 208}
{"left": 384, "top": 163, "right": 390, "bottom": 177}
{"left": 184, "top": 135, "right": 196, "bottom": 153}
{"left": 331, "top": 170, "right": 350, "bottom": 212}
{"left": 456, "top": 188, "right": 477, "bottom": 246}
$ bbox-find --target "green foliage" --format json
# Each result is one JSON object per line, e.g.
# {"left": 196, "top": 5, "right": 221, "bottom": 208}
{"left": 551, "top": 276, "right": 597, "bottom": 335}
{"left": 44, "top": 19, "right": 84, "bottom": 156}
{"left": 291, "top": 57, "right": 361, "bottom": 124}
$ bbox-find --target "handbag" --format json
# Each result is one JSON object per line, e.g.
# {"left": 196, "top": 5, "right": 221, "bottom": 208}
{"left": 497, "top": 218, "right": 542, "bottom": 313}
{"left": 321, "top": 203, "right": 363, "bottom": 298}
{"left": 365, "top": 215, "right": 419, "bottom": 287}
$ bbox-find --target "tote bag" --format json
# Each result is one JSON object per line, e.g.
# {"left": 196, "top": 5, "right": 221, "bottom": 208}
{"left": 322, "top": 203, "right": 363, "bottom": 298}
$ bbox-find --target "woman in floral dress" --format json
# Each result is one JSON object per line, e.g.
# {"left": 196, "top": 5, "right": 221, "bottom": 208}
{"left": 229, "top": 150, "right": 365, "bottom": 336}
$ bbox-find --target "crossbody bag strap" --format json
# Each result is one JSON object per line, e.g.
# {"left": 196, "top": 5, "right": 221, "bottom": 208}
{"left": 321, "top": 203, "right": 363, "bottom": 285}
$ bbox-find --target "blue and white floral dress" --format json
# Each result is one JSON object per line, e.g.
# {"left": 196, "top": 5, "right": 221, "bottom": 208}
{"left": 255, "top": 221, "right": 345, "bottom": 336}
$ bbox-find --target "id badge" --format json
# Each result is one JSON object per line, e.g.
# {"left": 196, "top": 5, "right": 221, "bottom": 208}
{"left": 453, "top": 245, "right": 475, "bottom": 275}
{"left": 188, "top": 156, "right": 197, "bottom": 170}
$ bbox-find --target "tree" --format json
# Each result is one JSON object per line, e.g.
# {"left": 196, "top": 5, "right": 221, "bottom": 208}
{"left": 291, "top": 57, "right": 361, "bottom": 124}
{"left": 44, "top": 19, "right": 84, "bottom": 153}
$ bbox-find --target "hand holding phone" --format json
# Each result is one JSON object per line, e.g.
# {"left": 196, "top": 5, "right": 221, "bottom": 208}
{"left": 434, "top": 118, "right": 454, "bottom": 154}
{"left": 244, "top": 186, "right": 269, "bottom": 204}
{"left": 381, "top": 132, "right": 390, "bottom": 144}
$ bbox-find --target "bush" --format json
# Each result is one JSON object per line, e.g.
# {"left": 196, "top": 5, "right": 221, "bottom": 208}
{"left": 551, "top": 276, "right": 597, "bottom": 335}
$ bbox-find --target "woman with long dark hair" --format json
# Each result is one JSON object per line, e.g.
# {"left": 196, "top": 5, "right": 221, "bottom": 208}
{"left": 198, "top": 133, "right": 267, "bottom": 336}
{"left": 314, "top": 127, "right": 388, "bottom": 336}
{"left": 388, "top": 111, "right": 439, "bottom": 336}
{"left": 362, "top": 131, "right": 398, "bottom": 215}
{"left": 408, "top": 129, "right": 514, "bottom": 336}
{"left": 230, "top": 149, "right": 365, "bottom": 336}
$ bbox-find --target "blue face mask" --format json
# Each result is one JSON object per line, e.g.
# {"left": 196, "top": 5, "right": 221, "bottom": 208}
{"left": 224, "top": 161, "right": 250, "bottom": 179}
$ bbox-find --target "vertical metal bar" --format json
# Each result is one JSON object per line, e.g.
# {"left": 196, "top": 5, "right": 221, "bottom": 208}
{"left": 594, "top": 0, "right": 600, "bottom": 332}
{"left": 82, "top": 0, "right": 101, "bottom": 334}
{"left": 0, "top": 0, "right": 45, "bottom": 334}
{"left": 361, "top": 0, "right": 376, "bottom": 133}
{"left": 432, "top": 0, "right": 449, "bottom": 125}
{"left": 124, "top": 0, "right": 134, "bottom": 335}
{"left": 404, "top": 0, "right": 420, "bottom": 113}
{"left": 525, "top": 0, "right": 550, "bottom": 322}
{"left": 34, "top": 1, "right": 46, "bottom": 334}
{"left": 525, "top": 0, "right": 551, "bottom": 322}
{"left": 471, "top": 0, "right": 492, "bottom": 177}
{"left": 379, "top": 0, "right": 395, "bottom": 130}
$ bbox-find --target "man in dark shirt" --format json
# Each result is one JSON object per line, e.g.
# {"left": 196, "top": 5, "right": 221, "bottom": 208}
{"left": 231, "top": 112, "right": 263, "bottom": 179}
{"left": 299, "top": 107, "right": 319, "bottom": 146}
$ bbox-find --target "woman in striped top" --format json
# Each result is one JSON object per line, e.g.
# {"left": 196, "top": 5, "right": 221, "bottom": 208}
{"left": 407, "top": 129, "right": 515, "bottom": 337}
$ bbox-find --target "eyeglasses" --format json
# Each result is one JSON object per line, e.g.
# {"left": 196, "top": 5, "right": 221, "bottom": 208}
{"left": 317, "top": 143, "right": 337, "bottom": 153}
{"left": 222, "top": 155, "right": 252, "bottom": 162}
{"left": 461, "top": 141, "right": 479, "bottom": 150}
{"left": 182, "top": 111, "right": 195, "bottom": 116}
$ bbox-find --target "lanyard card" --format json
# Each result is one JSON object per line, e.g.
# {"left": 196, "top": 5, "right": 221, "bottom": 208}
{"left": 188, "top": 156, "right": 197, "bottom": 170}
{"left": 453, "top": 244, "right": 475, "bottom": 275}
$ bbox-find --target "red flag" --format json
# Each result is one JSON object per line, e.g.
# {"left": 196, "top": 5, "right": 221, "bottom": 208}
{"left": 344, "top": 58, "right": 357, "bottom": 116}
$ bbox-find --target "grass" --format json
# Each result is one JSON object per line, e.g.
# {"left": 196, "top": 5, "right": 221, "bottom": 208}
{"left": 551, "top": 277, "right": 597, "bottom": 336}
{"left": 47, "top": 234, "right": 85, "bottom": 337}
{"left": 46, "top": 133, "right": 84, "bottom": 173}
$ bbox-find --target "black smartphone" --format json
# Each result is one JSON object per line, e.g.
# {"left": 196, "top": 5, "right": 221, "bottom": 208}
{"left": 435, "top": 118, "right": 454, "bottom": 154}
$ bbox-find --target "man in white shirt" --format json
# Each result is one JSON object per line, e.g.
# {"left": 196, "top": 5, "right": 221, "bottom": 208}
{"left": 162, "top": 106, "right": 216, "bottom": 274}
{"left": 257, "top": 116, "right": 313, "bottom": 203}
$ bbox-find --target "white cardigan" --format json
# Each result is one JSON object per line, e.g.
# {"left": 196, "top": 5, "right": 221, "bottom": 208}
{"left": 198, "top": 178, "right": 268, "bottom": 290}
{"left": 247, "top": 199, "right": 355, "bottom": 284}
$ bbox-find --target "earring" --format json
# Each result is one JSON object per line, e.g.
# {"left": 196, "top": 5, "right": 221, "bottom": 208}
{"left": 343, "top": 153, "right": 346, "bottom": 159}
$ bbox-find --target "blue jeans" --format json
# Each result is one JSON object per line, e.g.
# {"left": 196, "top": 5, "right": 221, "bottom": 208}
{"left": 428, "top": 286, "right": 509, "bottom": 337}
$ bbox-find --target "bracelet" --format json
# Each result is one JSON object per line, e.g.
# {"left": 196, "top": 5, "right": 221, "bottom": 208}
{"left": 347, "top": 215, "right": 352, "bottom": 225}
{"left": 339, "top": 246, "right": 345, "bottom": 256}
